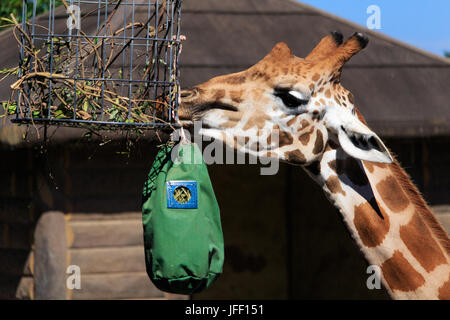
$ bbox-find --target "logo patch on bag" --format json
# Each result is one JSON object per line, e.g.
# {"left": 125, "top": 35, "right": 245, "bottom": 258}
{"left": 166, "top": 181, "right": 198, "bottom": 209}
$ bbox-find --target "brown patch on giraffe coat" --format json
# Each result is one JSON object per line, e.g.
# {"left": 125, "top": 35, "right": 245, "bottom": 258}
{"left": 287, "top": 116, "right": 298, "bottom": 127}
{"left": 252, "top": 71, "right": 270, "bottom": 82}
{"left": 213, "top": 89, "right": 225, "bottom": 100}
{"left": 336, "top": 157, "right": 368, "bottom": 186}
{"left": 347, "top": 92, "right": 355, "bottom": 104}
{"left": 230, "top": 90, "right": 244, "bottom": 104}
{"left": 279, "top": 131, "right": 294, "bottom": 147}
{"left": 353, "top": 201, "right": 390, "bottom": 247}
{"left": 363, "top": 161, "right": 387, "bottom": 173}
{"left": 284, "top": 150, "right": 306, "bottom": 164}
{"left": 381, "top": 250, "right": 425, "bottom": 292}
{"left": 299, "top": 120, "right": 309, "bottom": 130}
{"left": 376, "top": 175, "right": 410, "bottom": 212}
{"left": 312, "top": 73, "right": 320, "bottom": 81}
{"left": 438, "top": 277, "right": 450, "bottom": 300}
{"left": 389, "top": 162, "right": 450, "bottom": 257}
{"left": 312, "top": 130, "right": 324, "bottom": 154}
{"left": 298, "top": 127, "right": 314, "bottom": 146}
{"left": 224, "top": 74, "right": 247, "bottom": 85}
{"left": 334, "top": 95, "right": 341, "bottom": 105}
{"left": 328, "top": 160, "right": 337, "bottom": 172}
{"left": 324, "top": 89, "right": 331, "bottom": 98}
{"left": 242, "top": 114, "right": 271, "bottom": 131}
{"left": 326, "top": 175, "right": 346, "bottom": 196}
{"left": 399, "top": 213, "right": 447, "bottom": 273}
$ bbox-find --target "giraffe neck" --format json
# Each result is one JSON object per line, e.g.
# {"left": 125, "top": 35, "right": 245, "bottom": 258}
{"left": 305, "top": 143, "right": 450, "bottom": 299}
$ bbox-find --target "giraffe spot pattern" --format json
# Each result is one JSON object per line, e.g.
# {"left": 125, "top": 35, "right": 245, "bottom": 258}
{"left": 353, "top": 201, "right": 390, "bottom": 247}
{"left": 299, "top": 120, "right": 309, "bottom": 130}
{"left": 287, "top": 116, "right": 298, "bottom": 127}
{"left": 328, "top": 160, "right": 337, "bottom": 172}
{"left": 313, "top": 130, "right": 324, "bottom": 154}
{"left": 376, "top": 176, "right": 410, "bottom": 212}
{"left": 326, "top": 175, "right": 346, "bottom": 196}
{"left": 279, "top": 131, "right": 294, "bottom": 147}
{"left": 213, "top": 89, "right": 225, "bottom": 100}
{"left": 347, "top": 92, "right": 355, "bottom": 104}
{"left": 284, "top": 150, "right": 306, "bottom": 164}
{"left": 230, "top": 90, "right": 244, "bottom": 104}
{"left": 364, "top": 161, "right": 387, "bottom": 174}
{"left": 224, "top": 74, "right": 247, "bottom": 85}
{"left": 242, "top": 114, "right": 271, "bottom": 131}
{"left": 312, "top": 73, "right": 320, "bottom": 81}
{"left": 438, "top": 277, "right": 450, "bottom": 300}
{"left": 298, "top": 127, "right": 314, "bottom": 146}
{"left": 381, "top": 250, "right": 425, "bottom": 292}
{"left": 399, "top": 212, "right": 447, "bottom": 273}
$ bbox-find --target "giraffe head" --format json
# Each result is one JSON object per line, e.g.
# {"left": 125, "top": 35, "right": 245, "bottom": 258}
{"left": 179, "top": 32, "right": 393, "bottom": 166}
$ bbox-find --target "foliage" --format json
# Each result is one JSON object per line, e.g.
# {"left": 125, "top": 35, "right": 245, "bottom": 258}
{"left": 1, "top": 1, "right": 180, "bottom": 131}
{"left": 0, "top": 0, "right": 61, "bottom": 29}
{"left": 445, "top": 51, "right": 450, "bottom": 59}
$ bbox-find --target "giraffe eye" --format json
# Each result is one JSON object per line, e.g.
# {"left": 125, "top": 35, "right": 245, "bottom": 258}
{"left": 274, "top": 88, "right": 309, "bottom": 109}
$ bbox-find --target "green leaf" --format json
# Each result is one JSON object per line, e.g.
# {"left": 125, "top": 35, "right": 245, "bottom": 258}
{"left": 82, "top": 100, "right": 88, "bottom": 112}
{"left": 109, "top": 109, "right": 118, "bottom": 120}
{"left": 7, "top": 103, "right": 16, "bottom": 114}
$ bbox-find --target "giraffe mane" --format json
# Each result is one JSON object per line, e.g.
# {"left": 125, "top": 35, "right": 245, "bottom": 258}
{"left": 389, "top": 156, "right": 450, "bottom": 256}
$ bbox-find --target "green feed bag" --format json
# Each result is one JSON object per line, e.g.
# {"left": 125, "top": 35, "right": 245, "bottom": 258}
{"left": 142, "top": 142, "right": 224, "bottom": 294}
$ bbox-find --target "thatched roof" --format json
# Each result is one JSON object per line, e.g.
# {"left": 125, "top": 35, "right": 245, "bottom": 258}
{"left": 1, "top": 0, "right": 449, "bottom": 145}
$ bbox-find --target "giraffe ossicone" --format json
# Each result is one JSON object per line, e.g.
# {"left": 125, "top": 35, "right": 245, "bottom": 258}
{"left": 179, "top": 31, "right": 450, "bottom": 300}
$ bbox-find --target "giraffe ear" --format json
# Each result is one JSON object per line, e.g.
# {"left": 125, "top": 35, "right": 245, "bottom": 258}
{"left": 323, "top": 107, "right": 393, "bottom": 163}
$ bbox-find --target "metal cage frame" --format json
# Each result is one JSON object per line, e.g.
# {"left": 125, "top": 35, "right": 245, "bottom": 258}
{"left": 11, "top": 0, "right": 183, "bottom": 130}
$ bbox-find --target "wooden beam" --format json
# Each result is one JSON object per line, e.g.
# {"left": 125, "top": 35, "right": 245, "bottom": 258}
{"left": 34, "top": 211, "right": 67, "bottom": 300}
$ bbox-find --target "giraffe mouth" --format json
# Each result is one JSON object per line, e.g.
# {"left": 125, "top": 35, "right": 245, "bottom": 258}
{"left": 196, "top": 102, "right": 239, "bottom": 114}
{"left": 179, "top": 102, "right": 238, "bottom": 126}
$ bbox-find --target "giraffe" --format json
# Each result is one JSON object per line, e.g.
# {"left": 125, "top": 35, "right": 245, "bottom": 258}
{"left": 177, "top": 31, "right": 450, "bottom": 300}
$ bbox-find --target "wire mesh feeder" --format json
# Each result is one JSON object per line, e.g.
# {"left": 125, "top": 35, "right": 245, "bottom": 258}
{"left": 8, "top": 0, "right": 183, "bottom": 131}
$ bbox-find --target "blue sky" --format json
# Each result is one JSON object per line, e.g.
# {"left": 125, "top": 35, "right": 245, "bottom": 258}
{"left": 298, "top": 0, "right": 450, "bottom": 57}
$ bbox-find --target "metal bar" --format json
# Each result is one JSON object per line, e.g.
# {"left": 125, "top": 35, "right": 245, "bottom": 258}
{"left": 47, "top": 0, "right": 56, "bottom": 118}
{"left": 127, "top": 0, "right": 136, "bottom": 121}
{"left": 100, "top": 0, "right": 109, "bottom": 121}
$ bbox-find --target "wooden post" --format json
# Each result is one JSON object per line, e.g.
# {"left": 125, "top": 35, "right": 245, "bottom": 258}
{"left": 34, "top": 211, "right": 67, "bottom": 300}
